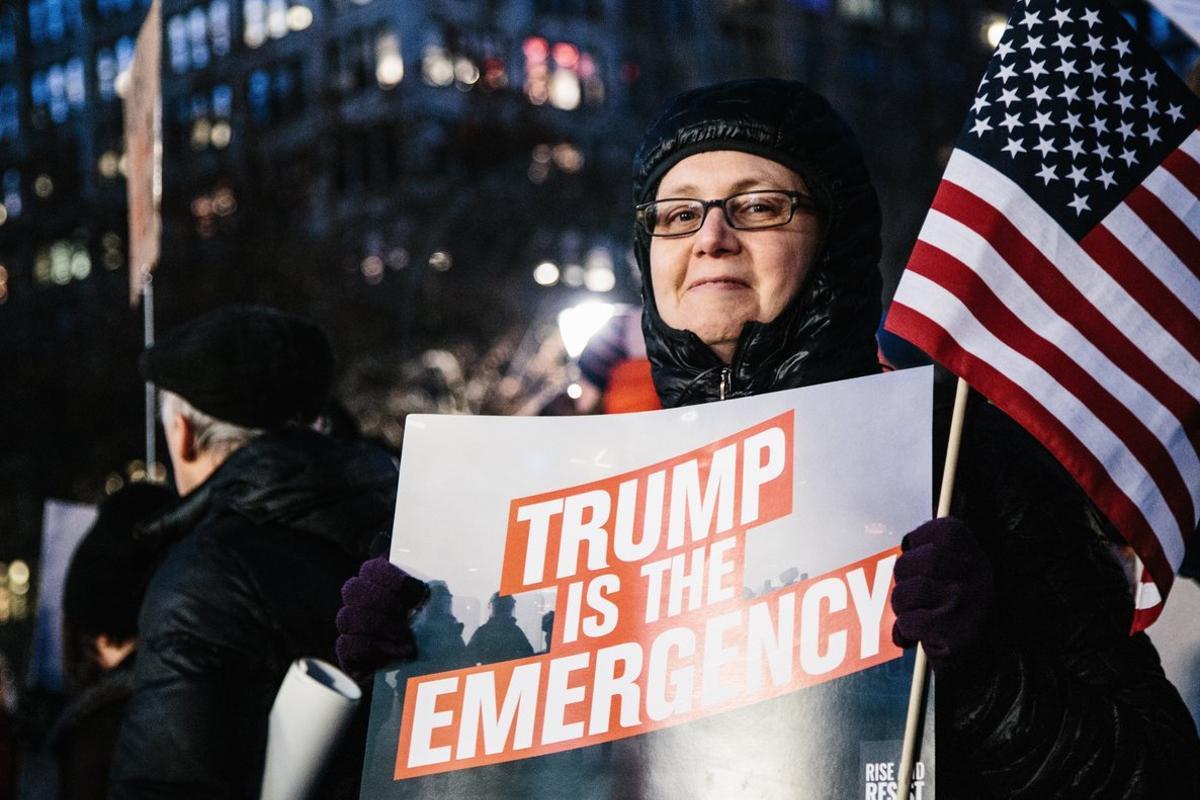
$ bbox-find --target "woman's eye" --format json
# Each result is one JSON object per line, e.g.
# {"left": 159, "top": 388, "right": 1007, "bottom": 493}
{"left": 663, "top": 207, "right": 696, "bottom": 223}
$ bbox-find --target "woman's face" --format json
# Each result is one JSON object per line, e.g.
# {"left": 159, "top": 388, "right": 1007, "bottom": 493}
{"left": 649, "top": 150, "right": 822, "bottom": 363}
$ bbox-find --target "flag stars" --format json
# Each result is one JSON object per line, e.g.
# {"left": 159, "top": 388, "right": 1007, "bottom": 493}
{"left": 1065, "top": 138, "right": 1086, "bottom": 159}
{"left": 1139, "top": 70, "right": 1157, "bottom": 89}
{"left": 1141, "top": 96, "right": 1159, "bottom": 117}
{"left": 1081, "top": 8, "right": 1101, "bottom": 27}
{"left": 996, "top": 39, "right": 1015, "bottom": 60}
{"left": 1050, "top": 7, "right": 1072, "bottom": 26}
{"left": 1088, "top": 116, "right": 1108, "bottom": 136}
{"left": 1028, "top": 60, "right": 1049, "bottom": 79}
{"left": 1097, "top": 169, "right": 1116, "bottom": 190}
{"left": 1030, "top": 84, "right": 1052, "bottom": 106}
{"left": 1166, "top": 104, "right": 1184, "bottom": 123}
{"left": 1067, "top": 164, "right": 1089, "bottom": 186}
{"left": 970, "top": 116, "right": 994, "bottom": 138}
{"left": 1119, "top": 148, "right": 1138, "bottom": 167}
{"left": 1089, "top": 88, "right": 1107, "bottom": 106}
{"left": 1053, "top": 33, "right": 1074, "bottom": 53}
{"left": 1068, "top": 193, "right": 1090, "bottom": 215}
{"left": 1036, "top": 162, "right": 1058, "bottom": 184}
{"left": 1144, "top": 125, "right": 1161, "bottom": 146}
{"left": 1114, "top": 38, "right": 1131, "bottom": 57}
{"left": 1086, "top": 61, "right": 1105, "bottom": 81}
{"left": 1055, "top": 59, "right": 1078, "bottom": 79}
{"left": 1020, "top": 10, "right": 1041, "bottom": 28}
{"left": 1083, "top": 35, "right": 1103, "bottom": 54}
{"left": 996, "top": 62, "right": 1019, "bottom": 83}
{"left": 1115, "top": 64, "right": 1133, "bottom": 84}
{"left": 1115, "top": 93, "right": 1134, "bottom": 113}
{"left": 1117, "top": 119, "right": 1135, "bottom": 139}
{"left": 1032, "top": 109, "right": 1054, "bottom": 130}
{"left": 1022, "top": 34, "right": 1045, "bottom": 55}
{"left": 972, "top": 93, "right": 991, "bottom": 114}
{"left": 1000, "top": 112, "right": 1023, "bottom": 132}
{"left": 1095, "top": 143, "right": 1112, "bottom": 163}
{"left": 1034, "top": 136, "right": 1056, "bottom": 157}
{"left": 1002, "top": 137, "right": 1027, "bottom": 158}
{"left": 999, "top": 86, "right": 1021, "bottom": 107}
{"left": 1063, "top": 110, "right": 1083, "bottom": 131}
{"left": 1060, "top": 82, "right": 1080, "bottom": 103}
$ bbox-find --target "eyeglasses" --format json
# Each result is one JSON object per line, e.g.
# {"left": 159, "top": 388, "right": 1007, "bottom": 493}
{"left": 635, "top": 190, "right": 819, "bottom": 238}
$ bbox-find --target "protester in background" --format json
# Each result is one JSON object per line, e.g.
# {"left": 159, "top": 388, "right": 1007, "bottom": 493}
{"left": 337, "top": 80, "right": 1200, "bottom": 796}
{"left": 109, "top": 306, "right": 398, "bottom": 799}
{"left": 574, "top": 306, "right": 661, "bottom": 415}
{"left": 49, "top": 482, "right": 175, "bottom": 800}
{"left": 465, "top": 593, "right": 533, "bottom": 665}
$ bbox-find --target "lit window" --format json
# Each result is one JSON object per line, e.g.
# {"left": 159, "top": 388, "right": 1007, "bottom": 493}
{"left": 48, "top": 64, "right": 68, "bottom": 124}
{"left": 64, "top": 0, "right": 83, "bottom": 33}
{"left": 97, "top": 49, "right": 117, "bottom": 100}
{"left": 188, "top": 7, "right": 210, "bottom": 70}
{"left": 3, "top": 169, "right": 22, "bottom": 218}
{"left": 45, "top": 0, "right": 64, "bottom": 42}
{"left": 244, "top": 0, "right": 267, "bottom": 48}
{"left": 0, "top": 13, "right": 17, "bottom": 64}
{"left": 838, "top": 0, "right": 882, "bottom": 25}
{"left": 212, "top": 84, "right": 233, "bottom": 118}
{"left": 248, "top": 69, "right": 270, "bottom": 121}
{"left": 65, "top": 57, "right": 85, "bottom": 109}
{"left": 116, "top": 36, "right": 135, "bottom": 74}
{"left": 524, "top": 39, "right": 603, "bottom": 110}
{"left": 210, "top": 0, "right": 232, "bottom": 56}
{"left": 168, "top": 15, "right": 189, "bottom": 73}
{"left": 28, "top": 0, "right": 47, "bottom": 44}
{"left": 375, "top": 29, "right": 403, "bottom": 88}
{"left": 31, "top": 73, "right": 47, "bottom": 110}
{"left": 267, "top": 0, "right": 287, "bottom": 39}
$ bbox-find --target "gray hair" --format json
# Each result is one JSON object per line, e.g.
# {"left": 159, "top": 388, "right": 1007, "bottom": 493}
{"left": 159, "top": 390, "right": 262, "bottom": 458}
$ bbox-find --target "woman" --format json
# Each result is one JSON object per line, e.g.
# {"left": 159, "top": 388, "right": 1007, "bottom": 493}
{"left": 337, "top": 79, "right": 1200, "bottom": 797}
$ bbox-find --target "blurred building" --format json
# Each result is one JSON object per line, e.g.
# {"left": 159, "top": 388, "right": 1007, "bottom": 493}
{"left": 0, "top": 0, "right": 1195, "bottom": 659}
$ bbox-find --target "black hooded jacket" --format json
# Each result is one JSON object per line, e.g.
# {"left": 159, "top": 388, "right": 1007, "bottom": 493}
{"left": 633, "top": 79, "right": 1200, "bottom": 798}
{"left": 108, "top": 429, "right": 397, "bottom": 799}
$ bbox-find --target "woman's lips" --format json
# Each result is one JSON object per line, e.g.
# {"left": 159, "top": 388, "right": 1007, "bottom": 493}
{"left": 687, "top": 277, "right": 750, "bottom": 291}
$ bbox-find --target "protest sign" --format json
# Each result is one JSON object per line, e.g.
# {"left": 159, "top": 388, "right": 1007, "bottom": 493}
{"left": 362, "top": 368, "right": 936, "bottom": 799}
{"left": 123, "top": 0, "right": 161, "bottom": 305}
{"left": 29, "top": 499, "right": 97, "bottom": 692}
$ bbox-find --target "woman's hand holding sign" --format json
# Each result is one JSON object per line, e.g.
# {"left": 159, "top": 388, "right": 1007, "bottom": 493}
{"left": 336, "top": 555, "right": 429, "bottom": 682}
{"left": 891, "top": 517, "right": 994, "bottom": 675}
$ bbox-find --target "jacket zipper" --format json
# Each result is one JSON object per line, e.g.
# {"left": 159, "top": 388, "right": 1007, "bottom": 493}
{"left": 719, "top": 367, "right": 731, "bottom": 400}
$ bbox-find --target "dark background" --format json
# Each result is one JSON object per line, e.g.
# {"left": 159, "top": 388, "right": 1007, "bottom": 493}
{"left": 0, "top": 0, "right": 1195, "bottom": 671}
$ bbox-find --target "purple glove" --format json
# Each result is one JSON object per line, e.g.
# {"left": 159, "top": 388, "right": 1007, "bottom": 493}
{"left": 891, "top": 516, "right": 994, "bottom": 673}
{"left": 335, "top": 555, "right": 429, "bottom": 682}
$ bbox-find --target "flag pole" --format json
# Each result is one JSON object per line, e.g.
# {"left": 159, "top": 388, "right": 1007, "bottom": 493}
{"left": 897, "top": 375, "right": 971, "bottom": 800}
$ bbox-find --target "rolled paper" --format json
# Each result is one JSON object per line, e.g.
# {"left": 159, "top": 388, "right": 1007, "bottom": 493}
{"left": 260, "top": 658, "right": 362, "bottom": 800}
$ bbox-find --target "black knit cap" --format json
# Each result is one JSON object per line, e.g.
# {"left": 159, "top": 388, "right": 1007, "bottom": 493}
{"left": 63, "top": 482, "right": 178, "bottom": 642}
{"left": 140, "top": 305, "right": 334, "bottom": 429}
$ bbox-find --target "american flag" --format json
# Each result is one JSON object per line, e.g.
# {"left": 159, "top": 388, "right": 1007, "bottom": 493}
{"left": 885, "top": 0, "right": 1200, "bottom": 631}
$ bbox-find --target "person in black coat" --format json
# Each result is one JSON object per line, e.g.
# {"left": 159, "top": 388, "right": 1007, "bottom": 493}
{"left": 338, "top": 80, "right": 1200, "bottom": 797}
{"left": 49, "top": 483, "right": 176, "bottom": 800}
{"left": 108, "top": 306, "right": 398, "bottom": 799}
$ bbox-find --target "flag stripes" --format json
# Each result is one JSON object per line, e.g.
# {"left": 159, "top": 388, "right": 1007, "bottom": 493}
{"left": 886, "top": 297, "right": 1176, "bottom": 609}
{"left": 891, "top": 144, "right": 1200, "bottom": 624}
{"left": 1104, "top": 199, "right": 1200, "bottom": 306}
